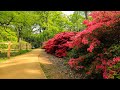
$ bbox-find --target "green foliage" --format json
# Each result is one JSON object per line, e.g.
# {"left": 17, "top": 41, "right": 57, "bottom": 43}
{"left": 0, "top": 11, "right": 89, "bottom": 49}
{"left": 0, "top": 50, "right": 31, "bottom": 60}
{"left": 67, "top": 45, "right": 89, "bottom": 59}
{"left": 0, "top": 26, "right": 17, "bottom": 42}
{"left": 0, "top": 44, "right": 8, "bottom": 49}
{"left": 0, "top": 11, "right": 14, "bottom": 26}
{"left": 108, "top": 44, "right": 120, "bottom": 57}
{"left": 107, "top": 62, "right": 120, "bottom": 79}
{"left": 114, "top": 63, "right": 120, "bottom": 79}
{"left": 16, "top": 50, "right": 31, "bottom": 55}
{"left": 24, "top": 11, "right": 70, "bottom": 48}
{"left": 67, "top": 11, "right": 87, "bottom": 31}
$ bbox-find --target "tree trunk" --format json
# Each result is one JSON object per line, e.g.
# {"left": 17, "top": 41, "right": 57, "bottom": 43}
{"left": 19, "top": 38, "right": 22, "bottom": 50}
{"left": 84, "top": 11, "right": 88, "bottom": 19}
{"left": 7, "top": 41, "right": 11, "bottom": 58}
{"left": 17, "top": 27, "right": 22, "bottom": 50}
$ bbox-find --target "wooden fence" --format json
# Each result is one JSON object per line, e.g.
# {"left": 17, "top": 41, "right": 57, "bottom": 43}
{"left": 0, "top": 41, "right": 32, "bottom": 58}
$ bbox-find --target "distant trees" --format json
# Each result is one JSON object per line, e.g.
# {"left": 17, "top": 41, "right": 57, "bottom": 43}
{"left": 67, "top": 11, "right": 86, "bottom": 31}
{"left": 0, "top": 11, "right": 91, "bottom": 48}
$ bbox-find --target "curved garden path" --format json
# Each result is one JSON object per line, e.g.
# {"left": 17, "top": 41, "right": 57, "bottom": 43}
{"left": 0, "top": 49, "right": 78, "bottom": 79}
{"left": 0, "top": 49, "right": 47, "bottom": 79}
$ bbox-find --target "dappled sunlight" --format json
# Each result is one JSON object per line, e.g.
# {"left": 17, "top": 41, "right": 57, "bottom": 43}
{"left": 38, "top": 50, "right": 53, "bottom": 65}
{"left": 38, "top": 55, "right": 53, "bottom": 64}
{"left": 0, "top": 68, "right": 45, "bottom": 79}
{"left": 25, "top": 69, "right": 42, "bottom": 74}
{"left": 0, "top": 61, "right": 39, "bottom": 68}
{"left": 0, "top": 57, "right": 39, "bottom": 67}
{"left": 0, "top": 49, "right": 46, "bottom": 79}
{"left": 39, "top": 59, "right": 53, "bottom": 64}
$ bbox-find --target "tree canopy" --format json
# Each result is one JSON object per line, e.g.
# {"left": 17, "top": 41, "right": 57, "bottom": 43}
{"left": 0, "top": 11, "right": 89, "bottom": 48}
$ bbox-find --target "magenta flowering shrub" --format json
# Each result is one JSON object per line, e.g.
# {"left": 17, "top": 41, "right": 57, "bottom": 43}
{"left": 43, "top": 11, "right": 120, "bottom": 79}
{"left": 68, "top": 56, "right": 85, "bottom": 70}
{"left": 43, "top": 32, "right": 77, "bottom": 57}
{"left": 66, "top": 11, "right": 120, "bottom": 52}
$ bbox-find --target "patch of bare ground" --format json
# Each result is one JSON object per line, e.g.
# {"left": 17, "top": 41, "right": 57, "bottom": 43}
{"left": 39, "top": 49, "right": 82, "bottom": 79}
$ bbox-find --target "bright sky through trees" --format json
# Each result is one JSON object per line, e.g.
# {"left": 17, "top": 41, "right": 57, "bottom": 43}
{"left": 62, "top": 11, "right": 74, "bottom": 15}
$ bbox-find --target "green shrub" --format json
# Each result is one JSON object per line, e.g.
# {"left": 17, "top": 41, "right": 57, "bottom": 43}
{"left": 0, "top": 44, "right": 8, "bottom": 49}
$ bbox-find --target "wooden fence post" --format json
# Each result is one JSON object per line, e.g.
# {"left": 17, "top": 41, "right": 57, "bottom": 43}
{"left": 7, "top": 41, "right": 11, "bottom": 58}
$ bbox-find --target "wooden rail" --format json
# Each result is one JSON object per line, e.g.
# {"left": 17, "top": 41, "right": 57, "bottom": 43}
{"left": 0, "top": 41, "right": 12, "bottom": 58}
{"left": 0, "top": 41, "right": 31, "bottom": 58}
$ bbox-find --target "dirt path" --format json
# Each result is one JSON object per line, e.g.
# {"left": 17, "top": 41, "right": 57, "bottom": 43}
{"left": 0, "top": 49, "right": 46, "bottom": 79}
{"left": 0, "top": 49, "right": 80, "bottom": 79}
{"left": 38, "top": 49, "right": 67, "bottom": 79}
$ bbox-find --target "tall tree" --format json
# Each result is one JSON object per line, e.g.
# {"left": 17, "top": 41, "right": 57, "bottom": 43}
{"left": 84, "top": 11, "right": 88, "bottom": 19}
{"left": 68, "top": 11, "right": 85, "bottom": 31}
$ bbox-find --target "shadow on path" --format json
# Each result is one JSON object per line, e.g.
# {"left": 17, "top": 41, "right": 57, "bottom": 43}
{"left": 0, "top": 49, "right": 46, "bottom": 79}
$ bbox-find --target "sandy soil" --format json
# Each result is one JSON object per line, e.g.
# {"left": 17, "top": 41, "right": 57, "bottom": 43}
{"left": 0, "top": 49, "right": 46, "bottom": 79}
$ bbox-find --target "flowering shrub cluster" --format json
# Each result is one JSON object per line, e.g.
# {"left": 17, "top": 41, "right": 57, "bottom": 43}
{"left": 43, "top": 11, "right": 120, "bottom": 79}
{"left": 43, "top": 32, "right": 77, "bottom": 57}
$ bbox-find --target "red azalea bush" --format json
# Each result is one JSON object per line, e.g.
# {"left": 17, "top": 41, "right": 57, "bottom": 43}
{"left": 67, "top": 11, "right": 120, "bottom": 79}
{"left": 43, "top": 11, "right": 120, "bottom": 79}
{"left": 43, "top": 32, "right": 77, "bottom": 57}
{"left": 66, "top": 11, "right": 120, "bottom": 51}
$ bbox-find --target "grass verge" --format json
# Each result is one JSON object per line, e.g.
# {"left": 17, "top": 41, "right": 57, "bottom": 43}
{"left": 0, "top": 49, "right": 32, "bottom": 62}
